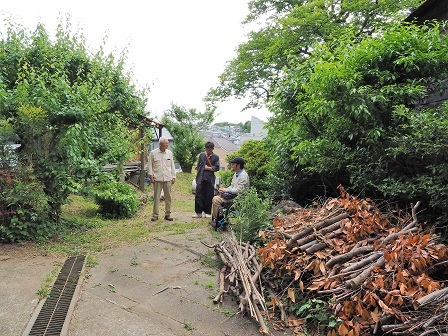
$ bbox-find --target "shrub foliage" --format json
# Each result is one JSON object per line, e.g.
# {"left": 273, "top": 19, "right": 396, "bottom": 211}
{"left": 0, "top": 19, "right": 147, "bottom": 241}
{"left": 268, "top": 23, "right": 448, "bottom": 228}
{"left": 89, "top": 180, "right": 139, "bottom": 219}
{"left": 231, "top": 188, "right": 272, "bottom": 245}
{"left": 0, "top": 168, "right": 54, "bottom": 242}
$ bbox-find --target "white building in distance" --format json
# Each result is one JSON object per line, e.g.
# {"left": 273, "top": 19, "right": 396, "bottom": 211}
{"left": 239, "top": 116, "right": 267, "bottom": 144}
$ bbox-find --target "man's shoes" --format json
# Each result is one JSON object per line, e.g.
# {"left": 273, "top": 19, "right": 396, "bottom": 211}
{"left": 203, "top": 214, "right": 211, "bottom": 218}
{"left": 192, "top": 213, "right": 202, "bottom": 218}
{"left": 150, "top": 216, "right": 158, "bottom": 222}
{"left": 164, "top": 216, "right": 174, "bottom": 221}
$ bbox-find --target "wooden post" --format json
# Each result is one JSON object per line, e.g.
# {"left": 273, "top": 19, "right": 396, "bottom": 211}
{"left": 139, "top": 125, "right": 146, "bottom": 191}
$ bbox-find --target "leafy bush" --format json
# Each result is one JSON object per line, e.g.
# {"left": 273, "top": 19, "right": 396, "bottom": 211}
{"left": 219, "top": 170, "right": 234, "bottom": 188}
{"left": 226, "top": 139, "right": 272, "bottom": 193}
{"left": 0, "top": 20, "right": 146, "bottom": 238}
{"left": 89, "top": 180, "right": 139, "bottom": 218}
{"left": 268, "top": 23, "right": 448, "bottom": 227}
{"left": 161, "top": 104, "right": 213, "bottom": 173}
{"left": 0, "top": 167, "right": 55, "bottom": 242}
{"left": 231, "top": 188, "right": 272, "bottom": 245}
{"left": 290, "top": 298, "right": 340, "bottom": 334}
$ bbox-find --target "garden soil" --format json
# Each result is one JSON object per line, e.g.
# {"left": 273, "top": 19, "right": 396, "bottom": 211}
{"left": 0, "top": 211, "right": 289, "bottom": 336}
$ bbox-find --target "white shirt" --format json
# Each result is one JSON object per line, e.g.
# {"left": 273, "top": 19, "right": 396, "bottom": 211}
{"left": 148, "top": 148, "right": 176, "bottom": 182}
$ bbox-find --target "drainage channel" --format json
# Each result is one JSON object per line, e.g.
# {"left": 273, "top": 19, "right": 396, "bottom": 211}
{"left": 23, "top": 255, "right": 86, "bottom": 336}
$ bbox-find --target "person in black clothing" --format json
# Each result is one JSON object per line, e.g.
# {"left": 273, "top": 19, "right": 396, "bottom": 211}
{"left": 193, "top": 141, "right": 220, "bottom": 218}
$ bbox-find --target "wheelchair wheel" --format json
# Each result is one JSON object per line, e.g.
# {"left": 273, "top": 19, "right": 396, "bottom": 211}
{"left": 217, "top": 202, "right": 236, "bottom": 232}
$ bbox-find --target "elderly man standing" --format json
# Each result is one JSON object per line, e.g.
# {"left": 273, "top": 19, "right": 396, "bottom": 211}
{"left": 148, "top": 136, "right": 176, "bottom": 222}
{"left": 211, "top": 157, "right": 249, "bottom": 227}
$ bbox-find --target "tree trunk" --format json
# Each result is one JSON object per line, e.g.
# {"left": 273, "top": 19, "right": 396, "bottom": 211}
{"left": 180, "top": 164, "right": 192, "bottom": 174}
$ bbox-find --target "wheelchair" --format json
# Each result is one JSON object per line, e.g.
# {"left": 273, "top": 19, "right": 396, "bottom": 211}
{"left": 215, "top": 201, "right": 236, "bottom": 232}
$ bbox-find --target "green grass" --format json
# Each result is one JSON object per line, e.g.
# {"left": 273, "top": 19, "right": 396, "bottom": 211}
{"left": 85, "top": 255, "right": 98, "bottom": 267}
{"left": 171, "top": 200, "right": 194, "bottom": 213}
{"left": 175, "top": 172, "right": 195, "bottom": 195}
{"left": 204, "top": 280, "right": 215, "bottom": 290}
{"left": 38, "top": 172, "right": 210, "bottom": 257}
{"left": 200, "top": 250, "right": 222, "bottom": 269}
{"left": 36, "top": 267, "right": 61, "bottom": 300}
{"left": 183, "top": 321, "right": 194, "bottom": 331}
{"left": 130, "top": 253, "right": 139, "bottom": 266}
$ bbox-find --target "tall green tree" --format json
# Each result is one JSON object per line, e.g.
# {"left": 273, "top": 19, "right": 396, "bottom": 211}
{"left": 206, "top": 0, "right": 420, "bottom": 110}
{"left": 205, "top": 0, "right": 448, "bottom": 228}
{"left": 269, "top": 22, "right": 448, "bottom": 226}
{"left": 0, "top": 19, "right": 147, "bottom": 241}
{"left": 241, "top": 120, "right": 251, "bottom": 133}
{"left": 161, "top": 104, "right": 213, "bottom": 173}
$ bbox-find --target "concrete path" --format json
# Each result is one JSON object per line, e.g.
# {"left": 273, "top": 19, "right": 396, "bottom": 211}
{"left": 0, "top": 227, "right": 272, "bottom": 336}
{"left": 0, "top": 245, "right": 65, "bottom": 335}
{"left": 69, "top": 229, "right": 261, "bottom": 336}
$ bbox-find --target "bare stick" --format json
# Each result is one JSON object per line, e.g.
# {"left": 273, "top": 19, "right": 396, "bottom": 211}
{"left": 341, "top": 252, "right": 383, "bottom": 273}
{"left": 296, "top": 221, "right": 342, "bottom": 246}
{"left": 402, "top": 201, "right": 421, "bottom": 231}
{"left": 345, "top": 256, "right": 385, "bottom": 289}
{"left": 382, "top": 227, "right": 418, "bottom": 245}
{"left": 326, "top": 246, "right": 375, "bottom": 268}
{"left": 252, "top": 293, "right": 270, "bottom": 335}
{"left": 298, "top": 239, "right": 318, "bottom": 251}
{"left": 213, "top": 265, "right": 228, "bottom": 303}
{"left": 266, "top": 287, "right": 287, "bottom": 323}
{"left": 306, "top": 242, "right": 328, "bottom": 254}
{"left": 416, "top": 287, "right": 448, "bottom": 307}
{"left": 422, "top": 313, "right": 443, "bottom": 328}
{"left": 286, "top": 212, "right": 349, "bottom": 247}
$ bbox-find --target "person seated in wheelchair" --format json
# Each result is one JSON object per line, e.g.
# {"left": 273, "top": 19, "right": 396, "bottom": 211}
{"left": 211, "top": 157, "right": 249, "bottom": 228}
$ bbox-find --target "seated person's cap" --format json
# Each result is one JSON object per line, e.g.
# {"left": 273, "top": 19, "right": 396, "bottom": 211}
{"left": 229, "top": 157, "right": 245, "bottom": 165}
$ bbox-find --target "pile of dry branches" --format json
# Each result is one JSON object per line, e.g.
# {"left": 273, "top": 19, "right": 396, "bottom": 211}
{"left": 212, "top": 232, "right": 270, "bottom": 334}
{"left": 210, "top": 186, "right": 448, "bottom": 335}
{"left": 258, "top": 186, "right": 448, "bottom": 335}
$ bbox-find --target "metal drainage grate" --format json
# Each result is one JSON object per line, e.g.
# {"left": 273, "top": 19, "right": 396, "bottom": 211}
{"left": 26, "top": 255, "right": 85, "bottom": 336}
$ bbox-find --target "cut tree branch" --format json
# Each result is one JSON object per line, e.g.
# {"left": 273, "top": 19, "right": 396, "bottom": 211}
{"left": 286, "top": 212, "right": 349, "bottom": 247}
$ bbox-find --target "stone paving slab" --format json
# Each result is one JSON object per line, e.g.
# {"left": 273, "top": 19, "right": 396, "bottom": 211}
{"left": 0, "top": 227, "right": 290, "bottom": 336}
{"left": 68, "top": 230, "right": 262, "bottom": 336}
{"left": 0, "top": 251, "right": 64, "bottom": 335}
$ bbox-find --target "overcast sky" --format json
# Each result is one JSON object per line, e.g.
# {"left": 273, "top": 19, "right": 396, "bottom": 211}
{"left": 0, "top": 0, "right": 271, "bottom": 124}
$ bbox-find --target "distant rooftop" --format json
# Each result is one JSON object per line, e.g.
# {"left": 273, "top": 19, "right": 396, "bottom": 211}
{"left": 211, "top": 137, "right": 239, "bottom": 152}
